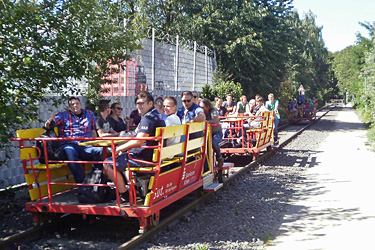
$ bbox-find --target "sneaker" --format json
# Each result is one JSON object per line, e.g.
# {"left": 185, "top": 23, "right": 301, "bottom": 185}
{"left": 120, "top": 191, "right": 143, "bottom": 203}
{"left": 217, "top": 158, "right": 224, "bottom": 168}
{"left": 120, "top": 191, "right": 129, "bottom": 203}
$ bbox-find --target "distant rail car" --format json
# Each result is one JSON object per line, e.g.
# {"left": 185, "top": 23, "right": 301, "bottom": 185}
{"left": 328, "top": 99, "right": 344, "bottom": 104}
{"left": 219, "top": 111, "right": 275, "bottom": 160}
{"left": 12, "top": 122, "right": 235, "bottom": 233}
{"left": 286, "top": 102, "right": 317, "bottom": 124}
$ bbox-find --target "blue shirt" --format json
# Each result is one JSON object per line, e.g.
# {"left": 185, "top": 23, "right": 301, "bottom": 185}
{"left": 176, "top": 103, "right": 205, "bottom": 124}
{"left": 130, "top": 108, "right": 166, "bottom": 161}
{"left": 54, "top": 109, "right": 97, "bottom": 144}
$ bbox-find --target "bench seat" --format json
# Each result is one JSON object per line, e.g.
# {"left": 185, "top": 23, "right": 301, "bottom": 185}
{"left": 16, "top": 128, "right": 77, "bottom": 201}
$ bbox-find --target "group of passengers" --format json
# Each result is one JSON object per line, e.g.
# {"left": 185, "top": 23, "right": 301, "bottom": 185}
{"left": 45, "top": 90, "right": 226, "bottom": 203}
{"left": 45, "top": 90, "right": 281, "bottom": 202}
{"left": 287, "top": 96, "right": 316, "bottom": 117}
{"left": 216, "top": 93, "right": 280, "bottom": 146}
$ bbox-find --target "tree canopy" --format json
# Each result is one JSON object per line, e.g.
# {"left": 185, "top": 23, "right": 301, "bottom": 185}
{"left": 0, "top": 0, "right": 142, "bottom": 157}
{"left": 1, "top": 0, "right": 347, "bottom": 160}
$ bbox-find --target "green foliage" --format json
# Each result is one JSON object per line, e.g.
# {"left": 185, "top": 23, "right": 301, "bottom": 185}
{"left": 332, "top": 21, "right": 375, "bottom": 150}
{"left": 0, "top": 0, "right": 143, "bottom": 161}
{"left": 201, "top": 70, "right": 244, "bottom": 101}
{"left": 214, "top": 80, "right": 243, "bottom": 101}
{"left": 142, "top": 0, "right": 333, "bottom": 108}
{"left": 186, "top": 0, "right": 294, "bottom": 97}
{"left": 281, "top": 11, "right": 331, "bottom": 104}
{"left": 201, "top": 84, "right": 215, "bottom": 101}
{"left": 209, "top": 70, "right": 242, "bottom": 100}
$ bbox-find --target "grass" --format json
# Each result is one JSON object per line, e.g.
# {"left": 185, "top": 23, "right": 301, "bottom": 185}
{"left": 262, "top": 233, "right": 275, "bottom": 246}
{"left": 196, "top": 245, "right": 208, "bottom": 250}
{"left": 243, "top": 225, "right": 255, "bottom": 235}
{"left": 354, "top": 106, "right": 375, "bottom": 151}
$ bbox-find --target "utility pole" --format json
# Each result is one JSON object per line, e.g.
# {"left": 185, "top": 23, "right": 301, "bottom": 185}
{"left": 365, "top": 75, "right": 368, "bottom": 112}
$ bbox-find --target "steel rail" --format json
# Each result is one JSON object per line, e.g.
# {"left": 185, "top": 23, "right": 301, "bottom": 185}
{"left": 0, "top": 214, "right": 76, "bottom": 249}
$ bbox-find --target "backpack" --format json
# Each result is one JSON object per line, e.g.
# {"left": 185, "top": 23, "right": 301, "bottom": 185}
{"left": 77, "top": 169, "right": 108, "bottom": 203}
{"left": 218, "top": 140, "right": 233, "bottom": 148}
{"left": 36, "top": 124, "right": 66, "bottom": 164}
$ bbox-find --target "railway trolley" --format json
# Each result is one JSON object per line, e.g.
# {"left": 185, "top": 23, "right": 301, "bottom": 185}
{"left": 219, "top": 111, "right": 275, "bottom": 160}
{"left": 11, "top": 122, "right": 233, "bottom": 233}
{"left": 286, "top": 102, "right": 317, "bottom": 124}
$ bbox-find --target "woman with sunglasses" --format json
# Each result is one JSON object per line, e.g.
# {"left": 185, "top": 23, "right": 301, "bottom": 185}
{"left": 108, "top": 103, "right": 127, "bottom": 133}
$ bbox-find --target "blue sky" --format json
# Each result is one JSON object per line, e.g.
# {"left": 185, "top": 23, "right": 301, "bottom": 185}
{"left": 292, "top": 0, "right": 375, "bottom": 52}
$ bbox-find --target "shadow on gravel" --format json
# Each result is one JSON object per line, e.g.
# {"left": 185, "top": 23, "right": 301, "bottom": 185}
{"left": 274, "top": 148, "right": 322, "bottom": 168}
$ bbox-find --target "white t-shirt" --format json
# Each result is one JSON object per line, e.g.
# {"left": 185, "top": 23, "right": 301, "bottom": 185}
{"left": 165, "top": 114, "right": 182, "bottom": 146}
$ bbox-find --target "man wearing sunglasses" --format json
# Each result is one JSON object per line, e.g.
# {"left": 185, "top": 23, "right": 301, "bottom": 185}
{"left": 177, "top": 91, "right": 206, "bottom": 124}
{"left": 103, "top": 91, "right": 165, "bottom": 202}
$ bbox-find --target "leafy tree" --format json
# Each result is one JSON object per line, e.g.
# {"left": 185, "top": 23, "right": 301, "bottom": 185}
{"left": 141, "top": 0, "right": 333, "bottom": 107}
{"left": 201, "top": 84, "right": 215, "bottom": 101}
{"left": 280, "top": 11, "right": 331, "bottom": 104}
{"left": 0, "top": 0, "right": 143, "bottom": 160}
{"left": 211, "top": 70, "right": 243, "bottom": 100}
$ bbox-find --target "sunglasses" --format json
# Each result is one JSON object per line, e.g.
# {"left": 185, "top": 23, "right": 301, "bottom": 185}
{"left": 115, "top": 107, "right": 123, "bottom": 110}
{"left": 136, "top": 101, "right": 149, "bottom": 106}
{"left": 182, "top": 99, "right": 192, "bottom": 103}
{"left": 193, "top": 96, "right": 198, "bottom": 98}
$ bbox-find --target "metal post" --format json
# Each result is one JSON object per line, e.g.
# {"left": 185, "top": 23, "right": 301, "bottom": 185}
{"left": 365, "top": 76, "right": 368, "bottom": 112}
{"left": 193, "top": 41, "right": 197, "bottom": 90}
{"left": 205, "top": 46, "right": 208, "bottom": 85}
{"left": 175, "top": 35, "right": 179, "bottom": 91}
{"left": 151, "top": 28, "right": 155, "bottom": 91}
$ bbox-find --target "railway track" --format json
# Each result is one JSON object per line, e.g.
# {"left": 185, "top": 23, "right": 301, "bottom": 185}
{"left": 0, "top": 105, "right": 336, "bottom": 250}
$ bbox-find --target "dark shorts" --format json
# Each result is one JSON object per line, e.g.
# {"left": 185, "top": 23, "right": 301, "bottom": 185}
{"left": 104, "top": 153, "right": 143, "bottom": 172}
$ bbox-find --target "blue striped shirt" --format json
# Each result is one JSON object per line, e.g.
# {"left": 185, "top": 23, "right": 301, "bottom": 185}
{"left": 55, "top": 109, "right": 97, "bottom": 144}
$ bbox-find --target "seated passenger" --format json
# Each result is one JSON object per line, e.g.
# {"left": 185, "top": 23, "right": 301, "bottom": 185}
{"left": 192, "top": 91, "right": 200, "bottom": 105}
{"left": 287, "top": 98, "right": 298, "bottom": 117}
{"left": 108, "top": 102, "right": 127, "bottom": 133}
{"left": 45, "top": 97, "right": 103, "bottom": 183}
{"left": 154, "top": 98, "right": 164, "bottom": 114}
{"left": 163, "top": 96, "right": 181, "bottom": 145}
{"left": 236, "top": 95, "right": 251, "bottom": 116}
{"left": 305, "top": 98, "right": 314, "bottom": 115}
{"left": 238, "top": 96, "right": 261, "bottom": 138}
{"left": 296, "top": 97, "right": 305, "bottom": 117}
{"left": 215, "top": 97, "right": 228, "bottom": 117}
{"left": 266, "top": 93, "right": 280, "bottom": 145}
{"left": 177, "top": 91, "right": 206, "bottom": 150}
{"left": 248, "top": 99, "right": 256, "bottom": 116}
{"left": 252, "top": 94, "right": 261, "bottom": 116}
{"left": 177, "top": 91, "right": 206, "bottom": 124}
{"left": 249, "top": 96, "right": 268, "bottom": 128}
{"left": 129, "top": 108, "right": 141, "bottom": 127}
{"left": 96, "top": 100, "right": 120, "bottom": 137}
{"left": 199, "top": 98, "right": 224, "bottom": 168}
{"left": 223, "top": 93, "right": 237, "bottom": 115}
{"left": 103, "top": 91, "right": 166, "bottom": 202}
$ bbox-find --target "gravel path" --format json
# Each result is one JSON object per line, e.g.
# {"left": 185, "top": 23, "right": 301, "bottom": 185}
{"left": 267, "top": 105, "right": 375, "bottom": 250}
